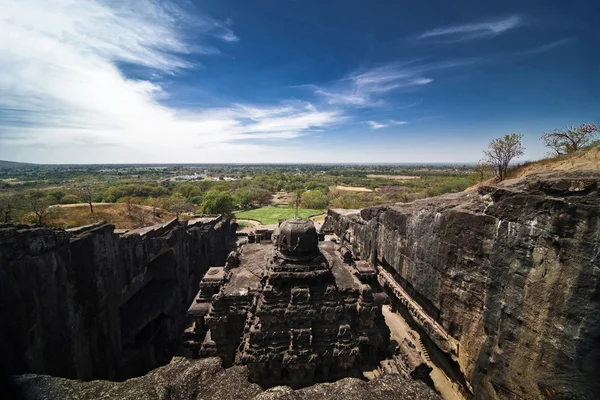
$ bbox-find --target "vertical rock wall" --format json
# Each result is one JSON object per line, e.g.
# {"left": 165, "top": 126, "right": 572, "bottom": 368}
{"left": 326, "top": 172, "right": 600, "bottom": 399}
{"left": 0, "top": 217, "right": 232, "bottom": 381}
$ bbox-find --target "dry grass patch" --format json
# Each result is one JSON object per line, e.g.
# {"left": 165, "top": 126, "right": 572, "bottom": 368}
{"left": 366, "top": 174, "right": 421, "bottom": 180}
{"left": 271, "top": 191, "right": 295, "bottom": 205}
{"left": 508, "top": 145, "right": 600, "bottom": 180}
{"left": 334, "top": 185, "right": 373, "bottom": 192}
{"left": 43, "top": 203, "right": 175, "bottom": 229}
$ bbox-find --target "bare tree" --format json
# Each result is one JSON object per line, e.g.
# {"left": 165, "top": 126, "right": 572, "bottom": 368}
{"left": 482, "top": 133, "right": 525, "bottom": 181}
{"left": 73, "top": 181, "right": 96, "bottom": 214}
{"left": 146, "top": 196, "right": 166, "bottom": 217}
{"left": 473, "top": 160, "right": 494, "bottom": 183}
{"left": 541, "top": 123, "right": 599, "bottom": 155}
{"left": 134, "top": 207, "right": 151, "bottom": 228}
{"left": 169, "top": 194, "right": 191, "bottom": 219}
{"left": 123, "top": 195, "right": 137, "bottom": 217}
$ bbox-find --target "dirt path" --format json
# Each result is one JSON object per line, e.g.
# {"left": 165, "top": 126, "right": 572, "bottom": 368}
{"left": 382, "top": 305, "right": 465, "bottom": 400}
{"left": 57, "top": 202, "right": 111, "bottom": 208}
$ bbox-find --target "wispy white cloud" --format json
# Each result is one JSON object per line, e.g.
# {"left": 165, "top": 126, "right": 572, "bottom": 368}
{"left": 520, "top": 38, "right": 572, "bottom": 55}
{"left": 350, "top": 66, "right": 434, "bottom": 93}
{"left": 418, "top": 16, "right": 522, "bottom": 41}
{"left": 395, "top": 100, "right": 423, "bottom": 110}
{"left": 310, "top": 62, "right": 437, "bottom": 107}
{"left": 367, "top": 119, "right": 408, "bottom": 130}
{"left": 311, "top": 88, "right": 376, "bottom": 106}
{"left": 0, "top": 0, "right": 341, "bottom": 163}
{"left": 309, "top": 57, "right": 480, "bottom": 108}
{"left": 368, "top": 121, "right": 387, "bottom": 129}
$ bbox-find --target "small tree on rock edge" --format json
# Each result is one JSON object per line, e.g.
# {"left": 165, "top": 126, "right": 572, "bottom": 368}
{"left": 482, "top": 133, "right": 525, "bottom": 181}
{"left": 169, "top": 194, "right": 191, "bottom": 219}
{"left": 541, "top": 123, "right": 599, "bottom": 155}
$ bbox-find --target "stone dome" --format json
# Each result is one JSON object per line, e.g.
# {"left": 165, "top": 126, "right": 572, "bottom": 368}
{"left": 277, "top": 218, "right": 319, "bottom": 261}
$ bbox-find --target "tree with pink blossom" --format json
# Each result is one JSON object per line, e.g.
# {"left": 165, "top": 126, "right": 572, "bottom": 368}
{"left": 541, "top": 123, "right": 599, "bottom": 155}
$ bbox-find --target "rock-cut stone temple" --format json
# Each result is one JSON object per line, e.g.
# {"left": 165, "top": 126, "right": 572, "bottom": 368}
{"left": 185, "top": 217, "right": 390, "bottom": 388}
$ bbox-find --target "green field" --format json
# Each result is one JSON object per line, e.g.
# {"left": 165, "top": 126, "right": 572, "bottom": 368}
{"left": 235, "top": 206, "right": 324, "bottom": 225}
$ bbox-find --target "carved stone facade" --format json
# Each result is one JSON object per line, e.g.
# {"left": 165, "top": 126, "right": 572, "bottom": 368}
{"left": 186, "top": 218, "right": 390, "bottom": 388}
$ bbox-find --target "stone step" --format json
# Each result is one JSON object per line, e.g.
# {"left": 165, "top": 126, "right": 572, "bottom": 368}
{"left": 418, "top": 339, "right": 431, "bottom": 361}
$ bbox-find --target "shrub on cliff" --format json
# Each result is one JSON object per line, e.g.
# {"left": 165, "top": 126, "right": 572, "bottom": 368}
{"left": 482, "top": 133, "right": 525, "bottom": 181}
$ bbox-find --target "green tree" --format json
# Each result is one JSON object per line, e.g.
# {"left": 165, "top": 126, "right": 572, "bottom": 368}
{"left": 234, "top": 187, "right": 272, "bottom": 209}
{"left": 482, "top": 133, "right": 525, "bottom": 181}
{"left": 145, "top": 196, "right": 162, "bottom": 217}
{"left": 174, "top": 182, "right": 202, "bottom": 199}
{"left": 301, "top": 190, "right": 329, "bottom": 209}
{"left": 0, "top": 194, "right": 25, "bottom": 223}
{"left": 234, "top": 189, "right": 254, "bottom": 209}
{"left": 60, "top": 194, "right": 82, "bottom": 204}
{"left": 47, "top": 190, "right": 67, "bottom": 203}
{"left": 168, "top": 193, "right": 192, "bottom": 219}
{"left": 26, "top": 192, "right": 55, "bottom": 225}
{"left": 201, "top": 190, "right": 234, "bottom": 217}
{"left": 330, "top": 192, "right": 364, "bottom": 209}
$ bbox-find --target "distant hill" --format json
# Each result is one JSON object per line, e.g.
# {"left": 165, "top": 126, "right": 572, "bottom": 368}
{"left": 0, "top": 160, "right": 37, "bottom": 169}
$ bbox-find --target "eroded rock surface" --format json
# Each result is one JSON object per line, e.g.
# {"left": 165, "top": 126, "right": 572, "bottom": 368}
{"left": 10, "top": 357, "right": 440, "bottom": 400}
{"left": 325, "top": 171, "right": 600, "bottom": 400}
{"left": 0, "top": 217, "right": 232, "bottom": 381}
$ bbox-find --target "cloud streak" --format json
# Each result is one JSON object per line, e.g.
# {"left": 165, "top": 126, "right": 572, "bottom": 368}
{"left": 520, "top": 38, "right": 572, "bottom": 55}
{"left": 309, "top": 62, "right": 438, "bottom": 107}
{"left": 0, "top": 0, "right": 340, "bottom": 163}
{"left": 367, "top": 120, "right": 408, "bottom": 130}
{"left": 418, "top": 16, "right": 522, "bottom": 41}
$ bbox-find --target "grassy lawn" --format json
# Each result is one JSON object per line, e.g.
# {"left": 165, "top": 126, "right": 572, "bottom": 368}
{"left": 235, "top": 206, "right": 324, "bottom": 225}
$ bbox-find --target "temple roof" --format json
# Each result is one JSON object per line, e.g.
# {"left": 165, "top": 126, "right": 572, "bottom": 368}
{"left": 276, "top": 218, "right": 320, "bottom": 261}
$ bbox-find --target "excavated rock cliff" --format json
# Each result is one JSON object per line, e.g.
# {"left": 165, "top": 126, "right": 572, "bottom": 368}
{"left": 9, "top": 357, "right": 440, "bottom": 400}
{"left": 325, "top": 171, "right": 600, "bottom": 400}
{"left": 0, "top": 217, "right": 232, "bottom": 381}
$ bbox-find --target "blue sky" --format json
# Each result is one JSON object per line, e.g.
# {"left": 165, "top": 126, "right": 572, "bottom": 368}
{"left": 0, "top": 0, "right": 598, "bottom": 163}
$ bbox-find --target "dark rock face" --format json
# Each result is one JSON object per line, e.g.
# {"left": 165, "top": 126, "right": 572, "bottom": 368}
{"left": 0, "top": 217, "right": 232, "bottom": 381}
{"left": 11, "top": 356, "right": 440, "bottom": 400}
{"left": 326, "top": 171, "right": 600, "bottom": 400}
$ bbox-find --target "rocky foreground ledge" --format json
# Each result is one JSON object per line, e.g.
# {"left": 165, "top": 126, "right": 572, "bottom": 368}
{"left": 8, "top": 357, "right": 440, "bottom": 400}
